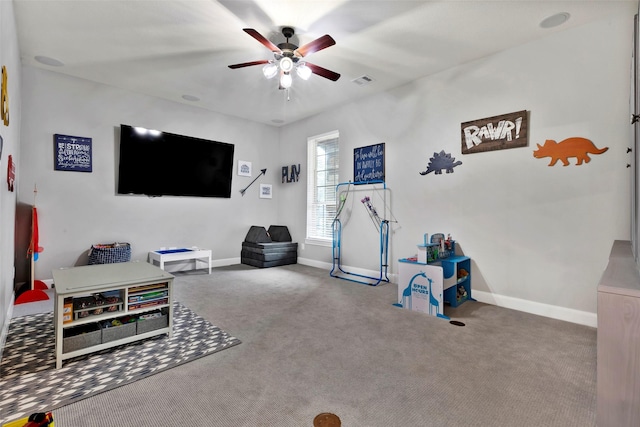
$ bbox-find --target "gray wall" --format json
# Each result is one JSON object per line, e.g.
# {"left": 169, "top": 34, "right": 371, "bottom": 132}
{"left": 0, "top": 0, "right": 22, "bottom": 346}
{"left": 279, "top": 9, "right": 635, "bottom": 325}
{"left": 18, "top": 68, "right": 281, "bottom": 277}
{"left": 2, "top": 4, "right": 636, "bottom": 339}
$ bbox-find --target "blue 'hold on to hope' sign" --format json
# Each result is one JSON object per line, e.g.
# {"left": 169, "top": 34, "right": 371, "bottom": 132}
{"left": 354, "top": 143, "right": 385, "bottom": 184}
{"left": 54, "top": 134, "right": 92, "bottom": 172}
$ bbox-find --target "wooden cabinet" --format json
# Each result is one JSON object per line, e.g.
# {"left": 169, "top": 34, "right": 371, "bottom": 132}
{"left": 597, "top": 240, "right": 640, "bottom": 426}
{"left": 52, "top": 261, "right": 174, "bottom": 369}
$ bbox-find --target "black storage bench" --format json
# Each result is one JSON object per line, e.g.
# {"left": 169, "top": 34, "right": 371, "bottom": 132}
{"left": 241, "top": 225, "right": 298, "bottom": 268}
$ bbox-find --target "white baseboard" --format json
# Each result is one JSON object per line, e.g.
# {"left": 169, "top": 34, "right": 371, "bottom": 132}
{"left": 298, "top": 258, "right": 596, "bottom": 327}
{"left": 472, "top": 290, "right": 597, "bottom": 328}
{"left": 298, "top": 258, "right": 398, "bottom": 284}
{"left": 0, "top": 292, "right": 15, "bottom": 365}
{"left": 298, "top": 257, "right": 332, "bottom": 270}
{"left": 212, "top": 257, "right": 240, "bottom": 268}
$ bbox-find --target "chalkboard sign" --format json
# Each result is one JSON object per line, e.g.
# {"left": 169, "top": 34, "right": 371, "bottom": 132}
{"left": 354, "top": 143, "right": 385, "bottom": 184}
{"left": 54, "top": 134, "right": 92, "bottom": 172}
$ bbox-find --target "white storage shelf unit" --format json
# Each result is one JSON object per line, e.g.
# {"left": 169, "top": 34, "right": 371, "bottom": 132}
{"left": 52, "top": 261, "right": 174, "bottom": 369}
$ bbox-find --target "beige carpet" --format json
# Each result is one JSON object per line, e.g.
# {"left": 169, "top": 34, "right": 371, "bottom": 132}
{"left": 20, "top": 264, "right": 596, "bottom": 426}
{"left": 1, "top": 302, "right": 240, "bottom": 425}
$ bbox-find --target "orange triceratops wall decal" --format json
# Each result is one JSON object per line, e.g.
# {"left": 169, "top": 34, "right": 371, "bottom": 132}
{"left": 533, "top": 137, "right": 608, "bottom": 166}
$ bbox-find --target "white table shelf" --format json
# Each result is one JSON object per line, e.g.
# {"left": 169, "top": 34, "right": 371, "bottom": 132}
{"left": 148, "top": 247, "right": 211, "bottom": 274}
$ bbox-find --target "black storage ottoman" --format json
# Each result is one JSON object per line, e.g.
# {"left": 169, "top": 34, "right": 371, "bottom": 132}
{"left": 241, "top": 225, "right": 298, "bottom": 268}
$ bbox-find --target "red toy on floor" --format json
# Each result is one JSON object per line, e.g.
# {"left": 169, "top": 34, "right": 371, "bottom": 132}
{"left": 21, "top": 412, "right": 53, "bottom": 427}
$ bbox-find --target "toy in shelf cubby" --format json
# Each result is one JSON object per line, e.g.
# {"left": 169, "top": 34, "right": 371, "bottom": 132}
{"left": 72, "top": 291, "right": 123, "bottom": 320}
{"left": 441, "top": 256, "right": 472, "bottom": 308}
{"left": 127, "top": 282, "right": 169, "bottom": 311}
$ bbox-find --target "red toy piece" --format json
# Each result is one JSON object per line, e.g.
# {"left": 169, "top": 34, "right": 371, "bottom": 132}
{"left": 22, "top": 412, "right": 53, "bottom": 427}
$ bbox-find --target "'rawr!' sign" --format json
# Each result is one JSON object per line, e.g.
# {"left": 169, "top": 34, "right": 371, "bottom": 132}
{"left": 460, "top": 110, "right": 528, "bottom": 154}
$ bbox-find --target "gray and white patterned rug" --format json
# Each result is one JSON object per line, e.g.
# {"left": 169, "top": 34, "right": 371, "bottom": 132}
{"left": 0, "top": 301, "right": 241, "bottom": 425}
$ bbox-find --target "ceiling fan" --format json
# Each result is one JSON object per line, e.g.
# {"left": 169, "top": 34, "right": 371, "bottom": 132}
{"left": 228, "top": 27, "right": 340, "bottom": 89}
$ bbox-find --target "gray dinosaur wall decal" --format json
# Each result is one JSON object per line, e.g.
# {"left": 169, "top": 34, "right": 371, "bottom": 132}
{"left": 420, "top": 150, "right": 462, "bottom": 175}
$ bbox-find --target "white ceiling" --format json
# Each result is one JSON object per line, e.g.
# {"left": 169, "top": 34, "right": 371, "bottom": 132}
{"left": 13, "top": 0, "right": 636, "bottom": 127}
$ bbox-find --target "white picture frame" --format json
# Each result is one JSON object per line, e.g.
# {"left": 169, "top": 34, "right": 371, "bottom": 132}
{"left": 238, "top": 160, "right": 252, "bottom": 177}
{"left": 259, "top": 184, "right": 272, "bottom": 199}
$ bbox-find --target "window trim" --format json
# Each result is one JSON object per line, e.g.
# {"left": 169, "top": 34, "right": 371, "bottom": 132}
{"left": 306, "top": 130, "right": 339, "bottom": 245}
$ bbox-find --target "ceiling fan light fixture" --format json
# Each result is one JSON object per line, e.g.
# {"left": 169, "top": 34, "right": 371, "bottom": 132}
{"left": 296, "top": 63, "right": 312, "bottom": 80}
{"left": 280, "top": 72, "right": 292, "bottom": 89}
{"left": 279, "top": 57, "right": 294, "bottom": 73}
{"left": 229, "top": 27, "right": 340, "bottom": 92}
{"left": 262, "top": 62, "right": 278, "bottom": 79}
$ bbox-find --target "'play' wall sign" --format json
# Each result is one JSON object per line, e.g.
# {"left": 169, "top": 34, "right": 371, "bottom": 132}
{"left": 461, "top": 110, "right": 528, "bottom": 154}
{"left": 282, "top": 164, "right": 300, "bottom": 183}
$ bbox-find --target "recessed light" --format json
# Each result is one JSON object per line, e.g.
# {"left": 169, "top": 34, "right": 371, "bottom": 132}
{"left": 181, "top": 94, "right": 200, "bottom": 102}
{"left": 540, "top": 12, "right": 570, "bottom": 29}
{"left": 352, "top": 75, "right": 375, "bottom": 86}
{"left": 34, "top": 55, "right": 64, "bottom": 67}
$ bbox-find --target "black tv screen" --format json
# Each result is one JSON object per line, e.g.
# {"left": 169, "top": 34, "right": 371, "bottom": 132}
{"left": 117, "top": 124, "right": 234, "bottom": 198}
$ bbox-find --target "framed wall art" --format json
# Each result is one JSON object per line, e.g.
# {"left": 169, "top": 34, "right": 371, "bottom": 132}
{"left": 7, "top": 154, "right": 14, "bottom": 191}
{"left": 260, "top": 184, "right": 272, "bottom": 199}
{"left": 354, "top": 142, "right": 385, "bottom": 183}
{"left": 238, "top": 160, "right": 252, "bottom": 176}
{"left": 54, "top": 134, "right": 92, "bottom": 172}
{"left": 461, "top": 110, "right": 528, "bottom": 154}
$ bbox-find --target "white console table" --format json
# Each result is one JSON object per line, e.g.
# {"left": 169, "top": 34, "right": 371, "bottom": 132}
{"left": 148, "top": 247, "right": 211, "bottom": 274}
{"left": 53, "top": 261, "right": 174, "bottom": 369}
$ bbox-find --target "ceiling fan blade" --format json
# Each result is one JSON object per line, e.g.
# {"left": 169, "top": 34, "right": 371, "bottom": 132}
{"left": 306, "top": 62, "right": 341, "bottom": 81}
{"left": 228, "top": 60, "right": 269, "bottom": 69}
{"left": 243, "top": 28, "right": 281, "bottom": 53}
{"left": 295, "top": 35, "right": 336, "bottom": 57}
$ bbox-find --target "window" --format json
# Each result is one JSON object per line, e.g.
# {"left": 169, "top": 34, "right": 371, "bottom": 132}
{"left": 306, "top": 131, "right": 339, "bottom": 245}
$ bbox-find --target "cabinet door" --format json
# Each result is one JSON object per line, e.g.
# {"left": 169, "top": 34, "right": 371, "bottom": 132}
{"left": 441, "top": 260, "right": 457, "bottom": 290}
{"left": 597, "top": 291, "right": 640, "bottom": 427}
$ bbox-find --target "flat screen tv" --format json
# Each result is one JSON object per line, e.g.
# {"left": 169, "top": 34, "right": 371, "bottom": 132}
{"left": 117, "top": 124, "right": 234, "bottom": 198}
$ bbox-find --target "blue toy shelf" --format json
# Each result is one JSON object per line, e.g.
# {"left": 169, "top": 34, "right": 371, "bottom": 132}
{"left": 396, "top": 233, "right": 474, "bottom": 319}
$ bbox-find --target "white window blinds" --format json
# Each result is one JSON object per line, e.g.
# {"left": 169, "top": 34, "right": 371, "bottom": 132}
{"left": 306, "top": 131, "right": 339, "bottom": 243}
